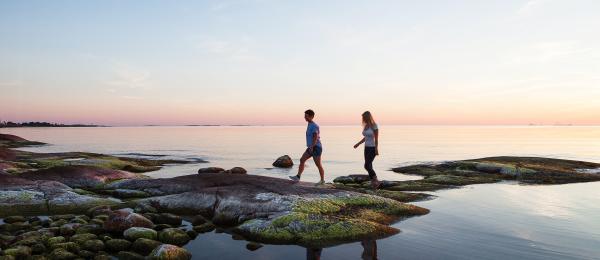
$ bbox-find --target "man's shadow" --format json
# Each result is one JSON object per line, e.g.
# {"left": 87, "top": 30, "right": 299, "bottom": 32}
{"left": 305, "top": 239, "right": 378, "bottom": 260}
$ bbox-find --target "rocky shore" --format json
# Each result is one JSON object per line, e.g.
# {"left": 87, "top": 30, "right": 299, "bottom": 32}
{"left": 2, "top": 133, "right": 600, "bottom": 259}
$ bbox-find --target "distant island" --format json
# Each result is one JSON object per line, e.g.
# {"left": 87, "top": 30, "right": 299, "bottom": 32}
{"left": 0, "top": 121, "right": 104, "bottom": 128}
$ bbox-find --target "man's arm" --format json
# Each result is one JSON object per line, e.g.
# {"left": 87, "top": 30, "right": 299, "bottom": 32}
{"left": 310, "top": 132, "right": 318, "bottom": 149}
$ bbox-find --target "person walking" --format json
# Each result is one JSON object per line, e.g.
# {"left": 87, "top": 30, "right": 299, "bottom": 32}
{"left": 289, "top": 109, "right": 326, "bottom": 186}
{"left": 353, "top": 111, "right": 380, "bottom": 189}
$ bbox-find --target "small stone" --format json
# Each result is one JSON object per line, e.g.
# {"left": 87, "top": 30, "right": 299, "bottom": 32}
{"left": 75, "top": 224, "right": 103, "bottom": 235}
{"left": 117, "top": 251, "right": 145, "bottom": 260}
{"left": 50, "top": 242, "right": 80, "bottom": 254}
{"left": 191, "top": 215, "right": 207, "bottom": 226}
{"left": 86, "top": 206, "right": 111, "bottom": 218}
{"left": 246, "top": 242, "right": 263, "bottom": 251}
{"left": 104, "top": 210, "right": 154, "bottom": 233}
{"left": 70, "top": 233, "right": 97, "bottom": 245}
{"left": 93, "top": 255, "right": 111, "bottom": 260}
{"left": 104, "top": 238, "right": 131, "bottom": 252}
{"left": 152, "top": 224, "right": 172, "bottom": 231}
{"left": 31, "top": 243, "right": 46, "bottom": 254}
{"left": 157, "top": 228, "right": 190, "bottom": 246}
{"left": 77, "top": 249, "right": 95, "bottom": 258}
{"left": 46, "top": 236, "right": 66, "bottom": 247}
{"left": 154, "top": 213, "right": 182, "bottom": 226}
{"left": 148, "top": 244, "right": 191, "bottom": 260}
{"left": 192, "top": 223, "right": 215, "bottom": 233}
{"left": 272, "top": 155, "right": 294, "bottom": 168}
{"left": 50, "top": 220, "right": 68, "bottom": 228}
{"left": 49, "top": 248, "right": 77, "bottom": 260}
{"left": 69, "top": 218, "right": 87, "bottom": 225}
{"left": 226, "top": 167, "right": 247, "bottom": 174}
{"left": 3, "top": 216, "right": 26, "bottom": 224}
{"left": 59, "top": 223, "right": 80, "bottom": 236}
{"left": 124, "top": 227, "right": 157, "bottom": 241}
{"left": 186, "top": 230, "right": 198, "bottom": 240}
{"left": 3, "top": 246, "right": 32, "bottom": 258}
{"left": 131, "top": 238, "right": 161, "bottom": 256}
{"left": 81, "top": 239, "right": 104, "bottom": 252}
{"left": 50, "top": 215, "right": 76, "bottom": 221}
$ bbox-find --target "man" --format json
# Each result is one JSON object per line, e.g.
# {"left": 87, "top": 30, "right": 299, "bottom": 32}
{"left": 289, "top": 109, "right": 326, "bottom": 186}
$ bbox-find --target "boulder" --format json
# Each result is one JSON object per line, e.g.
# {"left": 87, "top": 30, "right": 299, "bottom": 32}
{"left": 117, "top": 251, "right": 145, "bottom": 260}
{"left": 272, "top": 155, "right": 293, "bottom": 168}
{"left": 226, "top": 167, "right": 247, "bottom": 174}
{"left": 131, "top": 238, "right": 162, "bottom": 256}
{"left": 49, "top": 248, "right": 77, "bottom": 260}
{"left": 154, "top": 213, "right": 182, "bottom": 226}
{"left": 157, "top": 228, "right": 190, "bottom": 246}
{"left": 124, "top": 227, "right": 157, "bottom": 241}
{"left": 3, "top": 216, "right": 26, "bottom": 224}
{"left": 104, "top": 238, "right": 131, "bottom": 252}
{"left": 148, "top": 244, "right": 191, "bottom": 260}
{"left": 104, "top": 210, "right": 153, "bottom": 233}
{"left": 81, "top": 239, "right": 104, "bottom": 252}
{"left": 3, "top": 246, "right": 32, "bottom": 258}
{"left": 69, "top": 233, "right": 97, "bottom": 245}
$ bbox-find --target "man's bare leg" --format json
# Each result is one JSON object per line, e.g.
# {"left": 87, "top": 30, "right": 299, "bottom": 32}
{"left": 313, "top": 156, "right": 325, "bottom": 182}
{"left": 290, "top": 150, "right": 311, "bottom": 182}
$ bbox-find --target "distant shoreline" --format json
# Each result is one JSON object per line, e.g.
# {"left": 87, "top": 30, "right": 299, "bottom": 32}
{"left": 0, "top": 122, "right": 106, "bottom": 128}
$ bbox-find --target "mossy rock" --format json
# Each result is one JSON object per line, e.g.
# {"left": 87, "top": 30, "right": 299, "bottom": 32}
{"left": 46, "top": 236, "right": 66, "bottom": 248}
{"left": 104, "top": 238, "right": 131, "bottom": 252}
{"left": 124, "top": 227, "right": 157, "bottom": 241}
{"left": 157, "top": 228, "right": 190, "bottom": 246}
{"left": 81, "top": 239, "right": 104, "bottom": 252}
{"left": 49, "top": 248, "right": 78, "bottom": 260}
{"left": 50, "top": 242, "right": 80, "bottom": 254}
{"left": 117, "top": 251, "right": 145, "bottom": 260}
{"left": 422, "top": 175, "right": 499, "bottom": 186}
{"left": 385, "top": 180, "right": 452, "bottom": 191}
{"left": 3, "top": 246, "right": 32, "bottom": 258}
{"left": 3, "top": 216, "right": 26, "bottom": 224}
{"left": 69, "top": 233, "right": 97, "bottom": 245}
{"left": 148, "top": 244, "right": 191, "bottom": 260}
{"left": 131, "top": 238, "right": 162, "bottom": 256}
{"left": 192, "top": 223, "right": 215, "bottom": 233}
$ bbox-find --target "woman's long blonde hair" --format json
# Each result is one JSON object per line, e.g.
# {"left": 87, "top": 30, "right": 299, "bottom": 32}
{"left": 362, "top": 111, "right": 376, "bottom": 129}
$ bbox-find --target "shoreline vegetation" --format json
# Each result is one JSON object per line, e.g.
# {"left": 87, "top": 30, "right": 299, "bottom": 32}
{"left": 1, "top": 133, "right": 600, "bottom": 259}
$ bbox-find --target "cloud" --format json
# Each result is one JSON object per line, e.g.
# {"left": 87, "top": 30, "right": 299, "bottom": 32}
{"left": 106, "top": 64, "right": 151, "bottom": 88}
{"left": 195, "top": 36, "right": 260, "bottom": 62}
{"left": 503, "top": 41, "right": 593, "bottom": 64}
{"left": 516, "top": 0, "right": 547, "bottom": 16}
{"left": 0, "top": 80, "right": 23, "bottom": 87}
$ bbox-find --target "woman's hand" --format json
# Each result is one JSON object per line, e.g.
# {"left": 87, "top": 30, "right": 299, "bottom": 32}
{"left": 375, "top": 148, "right": 379, "bottom": 156}
{"left": 353, "top": 143, "right": 359, "bottom": 149}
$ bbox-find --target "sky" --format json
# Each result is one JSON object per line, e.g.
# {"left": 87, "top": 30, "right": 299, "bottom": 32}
{"left": 1, "top": 0, "right": 599, "bottom": 126}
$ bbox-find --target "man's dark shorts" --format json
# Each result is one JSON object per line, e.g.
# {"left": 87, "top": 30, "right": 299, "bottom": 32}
{"left": 305, "top": 146, "right": 323, "bottom": 157}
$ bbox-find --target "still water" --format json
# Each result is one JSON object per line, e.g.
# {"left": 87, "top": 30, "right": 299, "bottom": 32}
{"left": 3, "top": 126, "right": 600, "bottom": 259}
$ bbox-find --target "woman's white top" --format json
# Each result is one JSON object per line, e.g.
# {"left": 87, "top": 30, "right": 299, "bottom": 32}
{"left": 362, "top": 124, "right": 378, "bottom": 147}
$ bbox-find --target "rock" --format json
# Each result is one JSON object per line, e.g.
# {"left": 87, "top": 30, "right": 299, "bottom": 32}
{"left": 154, "top": 213, "right": 182, "bottom": 226}
{"left": 69, "top": 218, "right": 87, "bottom": 225}
{"left": 0, "top": 256, "right": 15, "bottom": 260}
{"left": 50, "top": 242, "right": 80, "bottom": 253}
{"left": 108, "top": 189, "right": 150, "bottom": 199}
{"left": 272, "top": 155, "right": 293, "bottom": 168}
{"left": 190, "top": 215, "right": 207, "bottom": 226}
{"left": 152, "top": 224, "right": 172, "bottom": 231}
{"left": 3, "top": 216, "right": 26, "bottom": 224}
{"left": 86, "top": 206, "right": 111, "bottom": 218}
{"left": 333, "top": 175, "right": 370, "bottom": 184}
{"left": 192, "top": 223, "right": 215, "bottom": 233}
{"left": 18, "top": 165, "right": 138, "bottom": 189}
{"left": 117, "top": 251, "right": 145, "bottom": 260}
{"left": 3, "top": 246, "right": 32, "bottom": 258}
{"left": 46, "top": 236, "right": 66, "bottom": 248}
{"left": 124, "top": 227, "right": 157, "bottom": 241}
{"left": 59, "top": 223, "right": 81, "bottom": 236}
{"left": 103, "top": 210, "right": 153, "bottom": 233}
{"left": 81, "top": 239, "right": 104, "bottom": 252}
{"left": 131, "top": 238, "right": 161, "bottom": 256}
{"left": 104, "top": 238, "right": 131, "bottom": 252}
{"left": 49, "top": 248, "right": 78, "bottom": 260}
{"left": 75, "top": 224, "right": 103, "bottom": 235}
{"left": 93, "top": 255, "right": 111, "bottom": 260}
{"left": 69, "top": 233, "right": 97, "bottom": 245}
{"left": 185, "top": 230, "right": 198, "bottom": 239}
{"left": 225, "top": 167, "right": 247, "bottom": 174}
{"left": 31, "top": 243, "right": 46, "bottom": 254}
{"left": 231, "top": 234, "right": 244, "bottom": 240}
{"left": 148, "top": 244, "right": 191, "bottom": 260}
{"left": 77, "top": 249, "right": 95, "bottom": 258}
{"left": 157, "top": 228, "right": 190, "bottom": 246}
{"left": 197, "top": 167, "right": 225, "bottom": 174}
{"left": 246, "top": 242, "right": 263, "bottom": 251}
{"left": 51, "top": 214, "right": 76, "bottom": 221}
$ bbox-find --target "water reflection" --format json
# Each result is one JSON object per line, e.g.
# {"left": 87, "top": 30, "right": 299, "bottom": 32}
{"left": 306, "top": 240, "right": 378, "bottom": 260}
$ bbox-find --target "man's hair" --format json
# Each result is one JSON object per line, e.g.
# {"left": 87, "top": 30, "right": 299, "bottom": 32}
{"left": 304, "top": 109, "right": 315, "bottom": 117}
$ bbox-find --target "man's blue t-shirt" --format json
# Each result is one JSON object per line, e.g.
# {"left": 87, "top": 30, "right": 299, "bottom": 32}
{"left": 306, "top": 122, "right": 322, "bottom": 147}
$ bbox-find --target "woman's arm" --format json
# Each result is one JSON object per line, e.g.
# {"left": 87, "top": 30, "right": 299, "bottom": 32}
{"left": 354, "top": 138, "right": 365, "bottom": 149}
{"left": 374, "top": 129, "right": 379, "bottom": 155}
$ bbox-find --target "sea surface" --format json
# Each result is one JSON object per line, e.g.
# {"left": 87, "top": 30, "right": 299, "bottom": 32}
{"left": 3, "top": 125, "right": 600, "bottom": 259}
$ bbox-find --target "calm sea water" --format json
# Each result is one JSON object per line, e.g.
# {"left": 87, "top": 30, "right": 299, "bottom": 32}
{"left": 3, "top": 126, "right": 600, "bottom": 259}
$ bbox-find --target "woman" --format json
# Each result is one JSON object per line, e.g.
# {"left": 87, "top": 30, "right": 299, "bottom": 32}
{"left": 353, "top": 111, "right": 380, "bottom": 189}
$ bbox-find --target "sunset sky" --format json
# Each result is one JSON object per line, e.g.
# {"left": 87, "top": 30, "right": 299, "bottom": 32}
{"left": 1, "top": 0, "right": 599, "bottom": 126}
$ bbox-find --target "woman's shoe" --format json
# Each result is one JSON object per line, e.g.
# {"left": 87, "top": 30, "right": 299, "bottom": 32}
{"left": 370, "top": 178, "right": 380, "bottom": 189}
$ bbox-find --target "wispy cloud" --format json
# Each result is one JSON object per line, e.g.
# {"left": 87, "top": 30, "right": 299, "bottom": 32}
{"left": 516, "top": 0, "right": 547, "bottom": 16}
{"left": 0, "top": 80, "right": 24, "bottom": 87}
{"left": 503, "top": 41, "right": 593, "bottom": 64}
{"left": 106, "top": 63, "right": 151, "bottom": 89}
{"left": 195, "top": 36, "right": 260, "bottom": 62}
